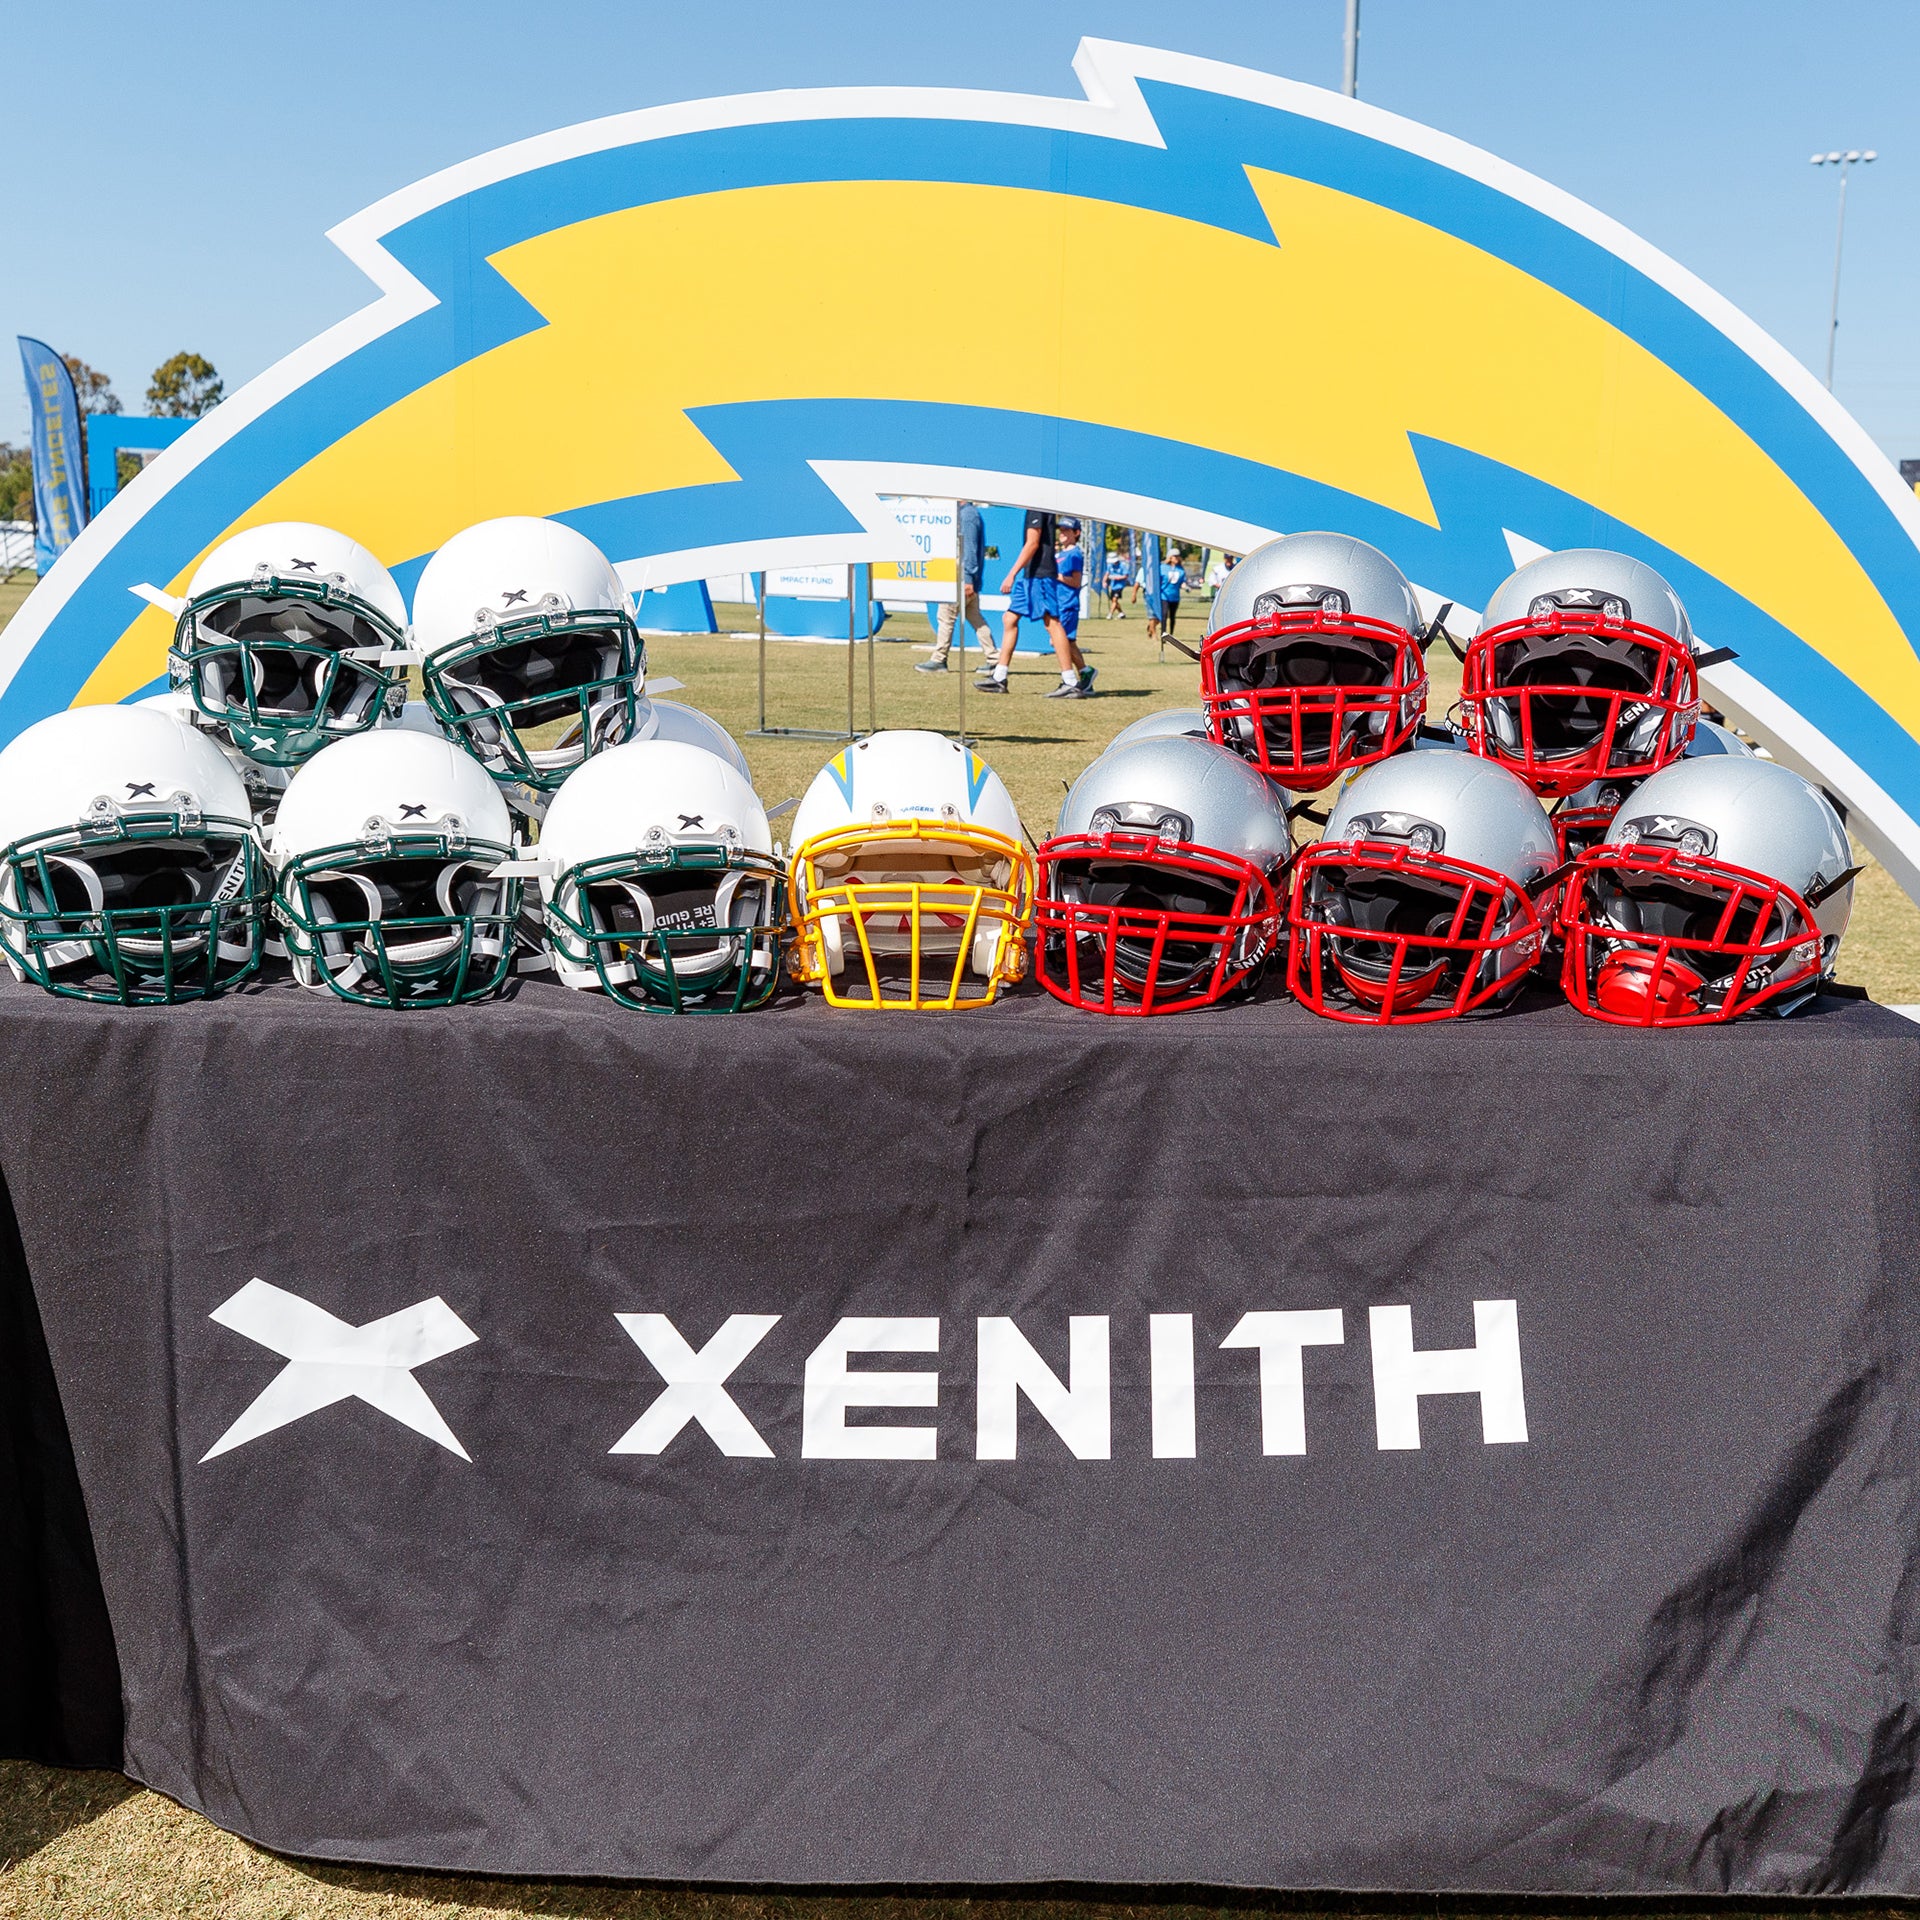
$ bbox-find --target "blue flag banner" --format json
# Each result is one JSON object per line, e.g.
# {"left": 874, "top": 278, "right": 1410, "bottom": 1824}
{"left": 1142, "top": 531, "right": 1165, "bottom": 623}
{"left": 16, "top": 338, "right": 87, "bottom": 574}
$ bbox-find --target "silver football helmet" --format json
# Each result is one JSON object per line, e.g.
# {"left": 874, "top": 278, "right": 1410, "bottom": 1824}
{"left": 1560, "top": 755, "right": 1854, "bottom": 1025}
{"left": 1291, "top": 751, "right": 1557, "bottom": 1022}
{"left": 1039, "top": 735, "right": 1293, "bottom": 1013}
{"left": 1459, "top": 549, "right": 1700, "bottom": 795}
{"left": 1103, "top": 708, "right": 1210, "bottom": 753}
{"left": 1549, "top": 716, "right": 1753, "bottom": 862}
{"left": 1201, "top": 532, "right": 1427, "bottom": 790}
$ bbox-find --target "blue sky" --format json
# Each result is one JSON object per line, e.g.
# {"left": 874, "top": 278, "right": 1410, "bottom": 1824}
{"left": 9, "top": 0, "right": 1916, "bottom": 460}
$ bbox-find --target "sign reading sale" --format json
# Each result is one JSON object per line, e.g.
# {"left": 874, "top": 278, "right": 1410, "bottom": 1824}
{"left": 869, "top": 495, "right": 957, "bottom": 600}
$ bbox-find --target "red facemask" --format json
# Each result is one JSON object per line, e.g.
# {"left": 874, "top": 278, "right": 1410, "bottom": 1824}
{"left": 1201, "top": 603, "right": 1426, "bottom": 792}
{"left": 1457, "top": 607, "right": 1699, "bottom": 798}
{"left": 1559, "top": 841, "right": 1828, "bottom": 1026}
{"left": 1036, "top": 829, "right": 1283, "bottom": 1015}
{"left": 1288, "top": 838, "right": 1550, "bottom": 1024}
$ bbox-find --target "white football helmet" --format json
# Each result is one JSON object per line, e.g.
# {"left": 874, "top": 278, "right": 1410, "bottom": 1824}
{"left": 167, "top": 522, "right": 407, "bottom": 767}
{"left": 0, "top": 705, "right": 267, "bottom": 1002}
{"left": 137, "top": 688, "right": 292, "bottom": 814}
{"left": 269, "top": 730, "right": 520, "bottom": 1008}
{"left": 788, "top": 729, "right": 1034, "bottom": 1009}
{"left": 536, "top": 740, "right": 782, "bottom": 1012}
{"left": 1560, "top": 754, "right": 1854, "bottom": 1025}
{"left": 412, "top": 517, "right": 644, "bottom": 791}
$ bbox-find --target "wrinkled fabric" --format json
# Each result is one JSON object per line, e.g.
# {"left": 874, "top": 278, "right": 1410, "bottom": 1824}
{"left": 0, "top": 975, "right": 1917, "bottom": 1891}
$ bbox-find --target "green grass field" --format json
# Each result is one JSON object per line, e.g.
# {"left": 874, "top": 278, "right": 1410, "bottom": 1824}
{"left": 0, "top": 573, "right": 1915, "bottom": 1914}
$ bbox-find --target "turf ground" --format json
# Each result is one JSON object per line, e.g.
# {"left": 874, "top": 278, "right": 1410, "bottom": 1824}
{"left": 0, "top": 575, "right": 1914, "bottom": 1913}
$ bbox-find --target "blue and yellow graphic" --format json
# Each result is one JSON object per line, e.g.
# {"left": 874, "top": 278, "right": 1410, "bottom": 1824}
{"left": 8, "top": 43, "right": 1920, "bottom": 885}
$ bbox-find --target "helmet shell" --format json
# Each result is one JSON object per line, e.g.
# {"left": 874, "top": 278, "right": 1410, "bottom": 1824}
{"left": 1597, "top": 754, "right": 1853, "bottom": 943}
{"left": 1057, "top": 735, "right": 1292, "bottom": 872}
{"left": 185, "top": 522, "right": 406, "bottom": 634}
{"left": 638, "top": 701, "right": 751, "bottom": 778}
{"left": 791, "top": 730, "right": 1023, "bottom": 853}
{"left": 538, "top": 740, "right": 778, "bottom": 1005}
{"left": 135, "top": 689, "right": 292, "bottom": 804}
{"left": 1103, "top": 708, "right": 1210, "bottom": 753}
{"left": 269, "top": 728, "right": 514, "bottom": 870}
{"left": 1208, "top": 532, "right": 1420, "bottom": 637}
{"left": 1685, "top": 717, "right": 1752, "bottom": 759}
{"left": 1480, "top": 549, "right": 1691, "bottom": 648}
{"left": 0, "top": 705, "right": 253, "bottom": 848}
{"left": 411, "top": 517, "right": 630, "bottom": 652}
{"left": 1321, "top": 751, "right": 1556, "bottom": 887}
{"left": 540, "top": 740, "right": 772, "bottom": 870}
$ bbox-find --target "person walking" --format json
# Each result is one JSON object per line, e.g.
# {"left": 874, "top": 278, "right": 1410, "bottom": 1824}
{"left": 975, "top": 506, "right": 1092, "bottom": 698}
{"left": 916, "top": 500, "right": 995, "bottom": 672}
{"left": 1160, "top": 544, "right": 1187, "bottom": 647}
{"left": 1104, "top": 540, "right": 1129, "bottom": 618}
{"left": 1053, "top": 519, "right": 1095, "bottom": 695}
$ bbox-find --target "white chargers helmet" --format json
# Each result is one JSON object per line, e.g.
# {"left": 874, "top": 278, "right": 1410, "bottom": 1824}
{"left": 412, "top": 517, "right": 644, "bottom": 791}
{"left": 269, "top": 730, "right": 520, "bottom": 1008}
{"left": 788, "top": 729, "right": 1033, "bottom": 1010}
{"left": 1548, "top": 716, "right": 1754, "bottom": 863}
{"left": 0, "top": 705, "right": 267, "bottom": 1003}
{"left": 1560, "top": 755, "right": 1854, "bottom": 1025}
{"left": 1459, "top": 548, "right": 1701, "bottom": 796}
{"left": 166, "top": 522, "right": 407, "bottom": 768}
{"left": 1039, "top": 735, "right": 1292, "bottom": 1014}
{"left": 1290, "top": 752, "right": 1558, "bottom": 1022}
{"left": 1201, "top": 532, "right": 1428, "bottom": 791}
{"left": 536, "top": 740, "right": 782, "bottom": 1012}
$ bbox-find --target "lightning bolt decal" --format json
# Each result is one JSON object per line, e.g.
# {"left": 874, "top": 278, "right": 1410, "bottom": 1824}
{"left": 9, "top": 40, "right": 1920, "bottom": 892}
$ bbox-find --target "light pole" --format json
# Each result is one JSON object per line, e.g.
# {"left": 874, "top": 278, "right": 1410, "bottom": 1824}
{"left": 1342, "top": 0, "right": 1360, "bottom": 97}
{"left": 1811, "top": 148, "right": 1876, "bottom": 390}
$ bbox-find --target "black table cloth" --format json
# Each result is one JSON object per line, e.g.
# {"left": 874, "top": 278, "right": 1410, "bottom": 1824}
{"left": 1, "top": 977, "right": 1917, "bottom": 1893}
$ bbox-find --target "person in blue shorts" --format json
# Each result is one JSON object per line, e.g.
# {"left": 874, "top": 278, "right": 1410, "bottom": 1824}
{"left": 1052, "top": 520, "right": 1094, "bottom": 694}
{"left": 976, "top": 507, "right": 1093, "bottom": 698}
{"left": 1104, "top": 542, "right": 1129, "bottom": 617}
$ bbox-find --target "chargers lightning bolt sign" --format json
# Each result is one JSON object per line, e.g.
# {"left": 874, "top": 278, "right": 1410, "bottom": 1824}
{"left": 10, "top": 42, "right": 1920, "bottom": 890}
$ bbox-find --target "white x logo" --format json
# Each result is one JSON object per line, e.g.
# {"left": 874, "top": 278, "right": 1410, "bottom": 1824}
{"left": 611, "top": 1313, "right": 780, "bottom": 1457}
{"left": 202, "top": 1279, "right": 479, "bottom": 1463}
